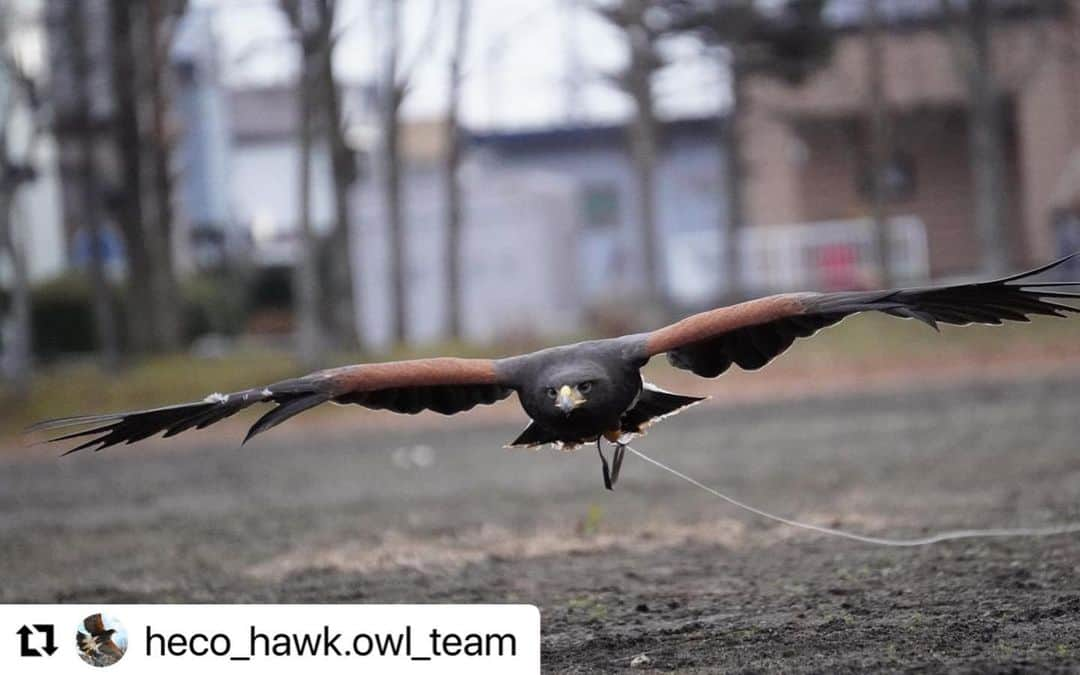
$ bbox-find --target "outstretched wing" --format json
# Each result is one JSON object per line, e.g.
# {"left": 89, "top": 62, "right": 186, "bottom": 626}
{"left": 83, "top": 613, "right": 106, "bottom": 635}
{"left": 30, "top": 357, "right": 511, "bottom": 455}
{"left": 645, "top": 254, "right": 1080, "bottom": 378}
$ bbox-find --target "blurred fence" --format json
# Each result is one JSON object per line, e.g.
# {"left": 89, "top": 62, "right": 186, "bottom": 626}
{"left": 667, "top": 215, "right": 930, "bottom": 303}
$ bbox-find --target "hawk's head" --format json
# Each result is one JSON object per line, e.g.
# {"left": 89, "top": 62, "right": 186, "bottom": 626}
{"left": 522, "top": 362, "right": 621, "bottom": 427}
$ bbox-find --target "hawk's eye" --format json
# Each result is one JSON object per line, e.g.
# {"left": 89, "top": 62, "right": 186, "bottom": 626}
{"left": 578, "top": 381, "right": 593, "bottom": 393}
{"left": 546, "top": 387, "right": 558, "bottom": 399}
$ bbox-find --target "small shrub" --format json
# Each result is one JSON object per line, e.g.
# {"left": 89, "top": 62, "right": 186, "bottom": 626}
{"left": 31, "top": 274, "right": 125, "bottom": 359}
{"left": 249, "top": 264, "right": 293, "bottom": 312}
{"left": 182, "top": 273, "right": 249, "bottom": 340}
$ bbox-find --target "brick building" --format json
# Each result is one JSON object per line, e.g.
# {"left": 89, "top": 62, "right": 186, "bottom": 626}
{"left": 742, "top": 1, "right": 1080, "bottom": 277}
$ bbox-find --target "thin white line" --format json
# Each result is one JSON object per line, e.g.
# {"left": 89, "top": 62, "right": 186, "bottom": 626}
{"left": 624, "top": 445, "right": 1080, "bottom": 547}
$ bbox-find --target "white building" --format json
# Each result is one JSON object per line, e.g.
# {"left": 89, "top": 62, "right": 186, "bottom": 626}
{"left": 171, "top": 4, "right": 242, "bottom": 270}
{"left": 229, "top": 84, "right": 377, "bottom": 264}
{"left": 357, "top": 160, "right": 581, "bottom": 348}
{"left": 227, "top": 93, "right": 734, "bottom": 348}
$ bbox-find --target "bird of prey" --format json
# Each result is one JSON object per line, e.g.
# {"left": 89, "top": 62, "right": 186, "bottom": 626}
{"left": 32, "top": 255, "right": 1079, "bottom": 490}
{"left": 76, "top": 614, "right": 124, "bottom": 667}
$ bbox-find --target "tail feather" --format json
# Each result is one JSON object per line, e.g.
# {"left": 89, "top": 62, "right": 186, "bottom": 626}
{"left": 506, "top": 421, "right": 560, "bottom": 448}
{"left": 620, "top": 384, "right": 706, "bottom": 436}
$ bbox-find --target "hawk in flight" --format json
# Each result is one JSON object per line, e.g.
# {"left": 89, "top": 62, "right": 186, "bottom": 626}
{"left": 76, "top": 614, "right": 124, "bottom": 667}
{"left": 33, "top": 256, "right": 1079, "bottom": 489}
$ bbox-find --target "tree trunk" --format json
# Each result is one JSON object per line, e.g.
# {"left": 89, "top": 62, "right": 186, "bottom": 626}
{"left": 6, "top": 220, "right": 30, "bottom": 398}
{"left": 631, "top": 109, "right": 661, "bottom": 304}
{"left": 0, "top": 189, "right": 31, "bottom": 398}
{"left": 383, "top": 0, "right": 407, "bottom": 345}
{"left": 444, "top": 0, "right": 470, "bottom": 340}
{"left": 626, "top": 12, "right": 663, "bottom": 309}
{"left": 864, "top": 0, "right": 893, "bottom": 287}
{"left": 721, "top": 60, "right": 745, "bottom": 301}
{"left": 109, "top": 0, "right": 155, "bottom": 353}
{"left": 0, "top": 0, "right": 30, "bottom": 398}
{"left": 314, "top": 0, "right": 359, "bottom": 350}
{"left": 143, "top": 0, "right": 183, "bottom": 350}
{"left": 295, "top": 47, "right": 324, "bottom": 369}
{"left": 965, "top": 0, "right": 1011, "bottom": 276}
{"left": 68, "top": 0, "right": 120, "bottom": 370}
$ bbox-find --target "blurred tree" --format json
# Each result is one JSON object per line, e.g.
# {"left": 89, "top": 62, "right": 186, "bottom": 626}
{"left": 312, "top": 0, "right": 360, "bottom": 351}
{"left": 0, "top": 161, "right": 32, "bottom": 396}
{"left": 444, "top": 0, "right": 471, "bottom": 340}
{"left": 0, "top": 6, "right": 39, "bottom": 397}
{"left": 379, "top": 0, "right": 440, "bottom": 345}
{"left": 279, "top": 0, "right": 325, "bottom": 369}
{"left": 864, "top": 0, "right": 893, "bottom": 287}
{"left": 594, "top": 0, "right": 667, "bottom": 314}
{"left": 660, "top": 0, "right": 832, "bottom": 300}
{"left": 141, "top": 0, "right": 186, "bottom": 351}
{"left": 279, "top": 0, "right": 362, "bottom": 360}
{"left": 382, "top": 0, "right": 407, "bottom": 345}
{"left": 107, "top": 0, "right": 185, "bottom": 353}
{"left": 63, "top": 0, "right": 120, "bottom": 370}
{"left": 107, "top": 0, "right": 152, "bottom": 353}
{"left": 939, "top": 0, "right": 1012, "bottom": 276}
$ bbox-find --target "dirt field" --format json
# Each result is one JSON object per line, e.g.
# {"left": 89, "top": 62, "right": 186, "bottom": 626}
{"left": 3, "top": 373, "right": 1080, "bottom": 672}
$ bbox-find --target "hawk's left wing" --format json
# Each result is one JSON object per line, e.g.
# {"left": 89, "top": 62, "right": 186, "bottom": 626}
{"left": 644, "top": 254, "right": 1079, "bottom": 378}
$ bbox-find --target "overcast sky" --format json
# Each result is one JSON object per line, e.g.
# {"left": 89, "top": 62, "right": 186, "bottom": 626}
{"left": 198, "top": 0, "right": 726, "bottom": 130}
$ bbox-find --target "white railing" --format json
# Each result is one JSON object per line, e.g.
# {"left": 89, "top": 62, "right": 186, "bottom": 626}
{"left": 666, "top": 215, "right": 930, "bottom": 304}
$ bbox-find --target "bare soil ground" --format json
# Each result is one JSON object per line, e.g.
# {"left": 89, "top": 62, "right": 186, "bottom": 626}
{"left": 2, "top": 373, "right": 1080, "bottom": 672}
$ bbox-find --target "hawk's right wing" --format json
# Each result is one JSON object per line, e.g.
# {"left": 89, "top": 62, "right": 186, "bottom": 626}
{"left": 31, "top": 358, "right": 513, "bottom": 454}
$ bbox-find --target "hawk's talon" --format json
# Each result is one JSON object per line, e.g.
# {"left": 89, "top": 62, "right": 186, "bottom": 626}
{"left": 597, "top": 438, "right": 627, "bottom": 490}
{"left": 611, "top": 442, "right": 626, "bottom": 485}
{"left": 597, "top": 439, "right": 613, "bottom": 490}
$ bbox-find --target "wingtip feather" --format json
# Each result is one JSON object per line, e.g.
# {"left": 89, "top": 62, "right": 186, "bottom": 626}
{"left": 997, "top": 250, "right": 1080, "bottom": 284}
{"left": 242, "top": 393, "right": 329, "bottom": 446}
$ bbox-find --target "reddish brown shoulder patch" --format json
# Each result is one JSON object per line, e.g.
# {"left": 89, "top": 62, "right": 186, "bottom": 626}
{"left": 645, "top": 294, "right": 807, "bottom": 356}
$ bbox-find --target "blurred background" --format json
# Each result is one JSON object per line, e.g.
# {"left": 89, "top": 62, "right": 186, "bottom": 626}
{"left": 4, "top": 5, "right": 1080, "bottom": 666}
{"left": 0, "top": 0, "right": 1078, "bottom": 423}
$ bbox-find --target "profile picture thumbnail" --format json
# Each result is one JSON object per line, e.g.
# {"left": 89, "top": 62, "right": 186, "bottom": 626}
{"left": 75, "top": 613, "right": 127, "bottom": 667}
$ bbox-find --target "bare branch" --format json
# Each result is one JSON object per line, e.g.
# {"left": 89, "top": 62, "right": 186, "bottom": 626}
{"left": 396, "top": 0, "right": 443, "bottom": 92}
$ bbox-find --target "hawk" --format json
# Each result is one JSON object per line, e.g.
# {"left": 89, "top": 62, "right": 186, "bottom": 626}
{"left": 76, "top": 614, "right": 124, "bottom": 666}
{"left": 32, "top": 255, "right": 1079, "bottom": 489}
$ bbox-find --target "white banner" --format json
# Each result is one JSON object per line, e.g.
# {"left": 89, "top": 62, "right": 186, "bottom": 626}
{"left": 0, "top": 604, "right": 540, "bottom": 674}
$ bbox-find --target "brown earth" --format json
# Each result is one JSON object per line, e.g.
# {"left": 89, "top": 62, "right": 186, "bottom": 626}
{"left": 2, "top": 373, "right": 1080, "bottom": 672}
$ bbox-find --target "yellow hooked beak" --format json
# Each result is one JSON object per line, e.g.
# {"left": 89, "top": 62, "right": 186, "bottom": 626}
{"left": 555, "top": 384, "right": 586, "bottom": 414}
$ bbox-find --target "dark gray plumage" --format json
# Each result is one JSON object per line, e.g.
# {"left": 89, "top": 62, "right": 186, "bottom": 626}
{"left": 29, "top": 254, "right": 1080, "bottom": 489}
